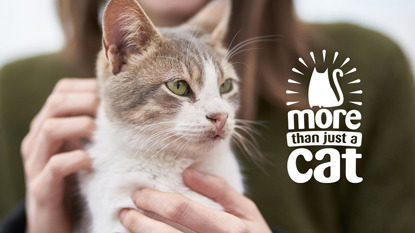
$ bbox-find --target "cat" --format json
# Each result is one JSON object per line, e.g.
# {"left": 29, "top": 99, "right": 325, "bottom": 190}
{"left": 77, "top": 0, "right": 244, "bottom": 232}
{"left": 308, "top": 68, "right": 344, "bottom": 108}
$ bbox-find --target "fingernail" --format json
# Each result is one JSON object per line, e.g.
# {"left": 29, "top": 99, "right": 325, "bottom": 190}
{"left": 119, "top": 209, "right": 129, "bottom": 222}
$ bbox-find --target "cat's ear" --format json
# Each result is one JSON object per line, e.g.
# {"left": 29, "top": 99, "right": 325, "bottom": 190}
{"left": 185, "top": 0, "right": 231, "bottom": 45}
{"left": 102, "top": 0, "right": 162, "bottom": 74}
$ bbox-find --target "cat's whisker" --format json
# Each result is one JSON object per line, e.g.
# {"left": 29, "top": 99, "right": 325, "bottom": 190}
{"left": 224, "top": 38, "right": 277, "bottom": 63}
{"left": 188, "top": 47, "right": 214, "bottom": 66}
{"left": 228, "top": 61, "right": 248, "bottom": 68}
{"left": 172, "top": 135, "right": 192, "bottom": 162}
{"left": 225, "top": 35, "right": 279, "bottom": 57}
{"left": 141, "top": 130, "right": 175, "bottom": 150}
{"left": 186, "top": 22, "right": 201, "bottom": 65}
{"left": 235, "top": 119, "right": 267, "bottom": 126}
{"left": 222, "top": 35, "right": 279, "bottom": 63}
{"left": 155, "top": 134, "right": 189, "bottom": 155}
{"left": 141, "top": 130, "right": 180, "bottom": 167}
{"left": 234, "top": 120, "right": 266, "bottom": 152}
{"left": 139, "top": 127, "right": 177, "bottom": 146}
{"left": 146, "top": 127, "right": 198, "bottom": 152}
{"left": 234, "top": 120, "right": 264, "bottom": 130}
{"left": 234, "top": 125, "right": 262, "bottom": 139}
{"left": 231, "top": 131, "right": 269, "bottom": 173}
{"left": 231, "top": 118, "right": 271, "bottom": 171}
{"left": 220, "top": 35, "right": 279, "bottom": 69}
{"left": 225, "top": 30, "right": 242, "bottom": 58}
{"left": 142, "top": 130, "right": 178, "bottom": 155}
{"left": 133, "top": 120, "right": 178, "bottom": 133}
{"left": 140, "top": 130, "right": 185, "bottom": 165}
{"left": 137, "top": 121, "right": 178, "bottom": 131}
{"left": 225, "top": 47, "right": 263, "bottom": 64}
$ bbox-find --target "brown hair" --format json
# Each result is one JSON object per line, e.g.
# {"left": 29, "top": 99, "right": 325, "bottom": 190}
{"left": 58, "top": 0, "right": 102, "bottom": 74}
{"left": 58, "top": 0, "right": 307, "bottom": 118}
{"left": 227, "top": 0, "right": 307, "bottom": 119}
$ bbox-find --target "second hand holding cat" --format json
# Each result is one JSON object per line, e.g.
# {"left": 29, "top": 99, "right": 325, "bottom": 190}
{"left": 120, "top": 168, "right": 272, "bottom": 233}
{"left": 21, "top": 78, "right": 99, "bottom": 233}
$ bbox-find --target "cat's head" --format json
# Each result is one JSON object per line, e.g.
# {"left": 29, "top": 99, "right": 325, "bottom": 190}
{"left": 97, "top": 0, "right": 239, "bottom": 153}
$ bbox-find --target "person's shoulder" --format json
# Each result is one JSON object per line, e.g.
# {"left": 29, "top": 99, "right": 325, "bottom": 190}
{"left": 0, "top": 53, "right": 68, "bottom": 92}
{"left": 305, "top": 23, "right": 413, "bottom": 110}
{"left": 309, "top": 23, "right": 400, "bottom": 51}
{"left": 0, "top": 53, "right": 63, "bottom": 70}
{"left": 0, "top": 53, "right": 64, "bottom": 79}
{"left": 308, "top": 23, "right": 411, "bottom": 81}
{"left": 308, "top": 23, "right": 409, "bottom": 65}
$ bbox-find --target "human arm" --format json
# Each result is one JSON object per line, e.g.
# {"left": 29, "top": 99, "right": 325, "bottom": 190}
{"left": 344, "top": 39, "right": 415, "bottom": 233}
{"left": 20, "top": 78, "right": 98, "bottom": 233}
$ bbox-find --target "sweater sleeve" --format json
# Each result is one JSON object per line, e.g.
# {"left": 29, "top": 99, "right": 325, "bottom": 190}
{"left": 0, "top": 54, "right": 69, "bottom": 220}
{"left": 0, "top": 201, "right": 26, "bottom": 233}
{"left": 342, "top": 29, "right": 415, "bottom": 232}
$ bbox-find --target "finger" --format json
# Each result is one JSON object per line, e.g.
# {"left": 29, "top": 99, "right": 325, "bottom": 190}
{"left": 183, "top": 168, "right": 260, "bottom": 220}
{"left": 25, "top": 116, "right": 95, "bottom": 175}
{"left": 31, "top": 150, "right": 91, "bottom": 207}
{"left": 29, "top": 78, "right": 97, "bottom": 131}
{"left": 24, "top": 93, "right": 98, "bottom": 158}
{"left": 132, "top": 189, "right": 243, "bottom": 233}
{"left": 119, "top": 209, "right": 181, "bottom": 233}
{"left": 53, "top": 78, "right": 97, "bottom": 93}
{"left": 30, "top": 92, "right": 99, "bottom": 132}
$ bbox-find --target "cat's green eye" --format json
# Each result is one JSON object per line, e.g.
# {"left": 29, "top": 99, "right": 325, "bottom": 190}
{"left": 167, "top": 80, "right": 190, "bottom": 96}
{"left": 220, "top": 79, "right": 233, "bottom": 94}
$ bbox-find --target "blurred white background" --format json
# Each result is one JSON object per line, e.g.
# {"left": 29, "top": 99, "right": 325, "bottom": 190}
{"left": 0, "top": 0, "right": 414, "bottom": 73}
{"left": 294, "top": 0, "right": 415, "bottom": 73}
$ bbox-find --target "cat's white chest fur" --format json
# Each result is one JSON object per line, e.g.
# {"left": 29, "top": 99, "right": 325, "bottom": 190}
{"left": 77, "top": 109, "right": 244, "bottom": 233}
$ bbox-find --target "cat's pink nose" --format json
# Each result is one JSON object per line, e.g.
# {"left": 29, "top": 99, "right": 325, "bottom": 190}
{"left": 206, "top": 113, "right": 228, "bottom": 134}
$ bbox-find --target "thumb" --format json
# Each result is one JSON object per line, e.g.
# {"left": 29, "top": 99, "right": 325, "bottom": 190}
{"left": 183, "top": 168, "right": 258, "bottom": 219}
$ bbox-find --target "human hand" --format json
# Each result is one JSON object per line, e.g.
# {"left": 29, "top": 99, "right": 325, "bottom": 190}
{"left": 21, "top": 78, "right": 99, "bottom": 233}
{"left": 119, "top": 168, "right": 272, "bottom": 233}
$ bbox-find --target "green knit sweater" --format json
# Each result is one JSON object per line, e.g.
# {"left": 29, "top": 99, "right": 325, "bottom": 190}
{"left": 0, "top": 23, "right": 413, "bottom": 233}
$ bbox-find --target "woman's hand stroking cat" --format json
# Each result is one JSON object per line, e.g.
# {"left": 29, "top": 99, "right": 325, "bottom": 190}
{"left": 120, "top": 168, "right": 272, "bottom": 233}
{"left": 21, "top": 78, "right": 99, "bottom": 233}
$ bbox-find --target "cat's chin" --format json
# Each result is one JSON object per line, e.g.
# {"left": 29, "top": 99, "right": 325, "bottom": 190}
{"left": 197, "top": 135, "right": 224, "bottom": 143}
{"left": 190, "top": 134, "right": 228, "bottom": 152}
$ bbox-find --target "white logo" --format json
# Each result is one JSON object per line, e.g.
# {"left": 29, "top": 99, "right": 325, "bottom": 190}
{"left": 308, "top": 68, "right": 343, "bottom": 108}
{"left": 285, "top": 50, "right": 363, "bottom": 184}
{"left": 287, "top": 50, "right": 361, "bottom": 108}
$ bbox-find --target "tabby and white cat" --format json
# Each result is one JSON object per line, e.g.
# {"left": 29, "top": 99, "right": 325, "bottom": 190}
{"left": 78, "top": 0, "right": 243, "bottom": 232}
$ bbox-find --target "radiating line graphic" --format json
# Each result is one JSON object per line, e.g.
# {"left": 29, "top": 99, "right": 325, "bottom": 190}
{"left": 292, "top": 68, "right": 304, "bottom": 75}
{"left": 288, "top": 79, "right": 301, "bottom": 84}
{"left": 350, "top": 101, "right": 362, "bottom": 106}
{"left": 310, "top": 52, "right": 316, "bottom": 64}
{"left": 333, "top": 51, "right": 339, "bottom": 64}
{"left": 345, "top": 68, "right": 357, "bottom": 75}
{"left": 348, "top": 79, "right": 360, "bottom": 84}
{"left": 299, "top": 58, "right": 308, "bottom": 68}
{"left": 286, "top": 101, "right": 299, "bottom": 106}
{"left": 286, "top": 90, "right": 299, "bottom": 94}
{"left": 288, "top": 50, "right": 361, "bottom": 108}
{"left": 340, "top": 57, "right": 350, "bottom": 67}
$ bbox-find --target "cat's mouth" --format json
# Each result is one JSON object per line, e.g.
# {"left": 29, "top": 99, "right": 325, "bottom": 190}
{"left": 197, "top": 130, "right": 226, "bottom": 143}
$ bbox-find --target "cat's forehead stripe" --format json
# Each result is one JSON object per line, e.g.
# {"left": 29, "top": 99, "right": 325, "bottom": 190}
{"left": 167, "top": 38, "right": 209, "bottom": 90}
{"left": 214, "top": 60, "right": 224, "bottom": 83}
{"left": 187, "top": 49, "right": 205, "bottom": 90}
